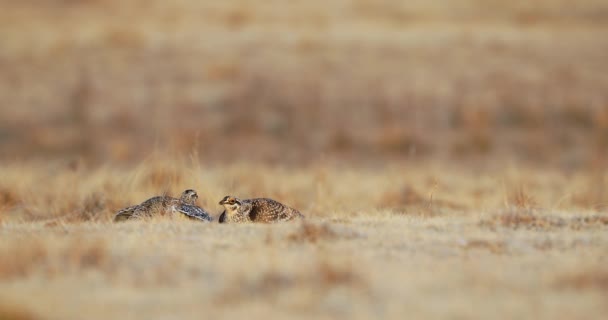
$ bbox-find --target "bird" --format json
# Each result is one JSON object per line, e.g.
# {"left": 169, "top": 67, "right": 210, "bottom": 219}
{"left": 218, "top": 195, "right": 304, "bottom": 223}
{"left": 177, "top": 203, "right": 213, "bottom": 222}
{"left": 114, "top": 189, "right": 211, "bottom": 222}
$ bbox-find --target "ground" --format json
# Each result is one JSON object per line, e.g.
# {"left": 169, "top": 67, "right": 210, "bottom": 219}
{"left": 1, "top": 0, "right": 607, "bottom": 164}
{"left": 0, "top": 0, "right": 607, "bottom": 318}
{"left": 0, "top": 161, "right": 606, "bottom": 319}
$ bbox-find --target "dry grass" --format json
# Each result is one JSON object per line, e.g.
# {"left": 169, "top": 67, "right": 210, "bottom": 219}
{"left": 1, "top": 158, "right": 606, "bottom": 223}
{"left": 0, "top": 236, "right": 113, "bottom": 280}
{"left": 481, "top": 208, "right": 608, "bottom": 230}
{"left": 215, "top": 256, "right": 366, "bottom": 309}
{"left": 555, "top": 268, "right": 608, "bottom": 292}
{"left": 0, "top": 0, "right": 607, "bottom": 166}
{"left": 1, "top": 0, "right": 608, "bottom": 319}
{"left": 461, "top": 238, "right": 507, "bottom": 254}
{"left": 286, "top": 222, "right": 340, "bottom": 243}
{"left": 0, "top": 160, "right": 606, "bottom": 319}
{"left": 0, "top": 302, "right": 40, "bottom": 320}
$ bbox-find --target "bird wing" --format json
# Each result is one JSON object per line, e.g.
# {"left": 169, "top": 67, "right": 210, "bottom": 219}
{"left": 114, "top": 205, "right": 140, "bottom": 222}
{"left": 218, "top": 211, "right": 226, "bottom": 223}
{"left": 177, "top": 204, "right": 213, "bottom": 222}
{"left": 248, "top": 198, "right": 302, "bottom": 223}
{"left": 140, "top": 195, "right": 177, "bottom": 208}
{"left": 137, "top": 196, "right": 179, "bottom": 217}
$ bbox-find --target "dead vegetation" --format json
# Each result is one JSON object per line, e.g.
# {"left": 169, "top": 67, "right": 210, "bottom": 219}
{"left": 481, "top": 208, "right": 608, "bottom": 230}
{"left": 0, "top": 193, "right": 607, "bottom": 319}
{"left": 0, "top": 158, "right": 606, "bottom": 225}
{"left": 215, "top": 256, "right": 367, "bottom": 308}
{"left": 286, "top": 222, "right": 339, "bottom": 243}
{"left": 0, "top": 302, "right": 40, "bottom": 320}
{"left": 1, "top": 0, "right": 607, "bottom": 166}
{"left": 554, "top": 268, "right": 608, "bottom": 292}
{"left": 0, "top": 236, "right": 112, "bottom": 280}
{"left": 462, "top": 238, "right": 507, "bottom": 254}
{"left": 0, "top": 0, "right": 607, "bottom": 319}
{"left": 0, "top": 187, "right": 19, "bottom": 210}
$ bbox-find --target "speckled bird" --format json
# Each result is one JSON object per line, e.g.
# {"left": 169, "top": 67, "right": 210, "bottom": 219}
{"left": 114, "top": 189, "right": 211, "bottom": 222}
{"left": 218, "top": 196, "right": 304, "bottom": 223}
{"left": 177, "top": 203, "right": 213, "bottom": 222}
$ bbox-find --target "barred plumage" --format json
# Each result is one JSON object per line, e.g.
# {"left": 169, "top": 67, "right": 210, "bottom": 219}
{"left": 114, "top": 189, "right": 211, "bottom": 222}
{"left": 178, "top": 204, "right": 213, "bottom": 222}
{"left": 218, "top": 196, "right": 304, "bottom": 224}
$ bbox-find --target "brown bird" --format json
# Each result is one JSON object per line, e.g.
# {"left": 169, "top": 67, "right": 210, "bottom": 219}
{"left": 218, "top": 195, "right": 304, "bottom": 223}
{"left": 114, "top": 189, "right": 211, "bottom": 222}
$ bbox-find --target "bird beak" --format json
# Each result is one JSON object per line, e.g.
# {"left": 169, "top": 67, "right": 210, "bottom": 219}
{"left": 219, "top": 199, "right": 226, "bottom": 205}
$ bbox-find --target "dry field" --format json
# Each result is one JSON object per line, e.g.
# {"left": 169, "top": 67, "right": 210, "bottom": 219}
{"left": 1, "top": 0, "right": 608, "bottom": 319}
{"left": 0, "top": 160, "right": 607, "bottom": 319}
{"left": 0, "top": 0, "right": 607, "bottom": 165}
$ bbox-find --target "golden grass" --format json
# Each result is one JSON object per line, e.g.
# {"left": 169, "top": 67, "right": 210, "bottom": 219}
{"left": 0, "top": 159, "right": 607, "bottom": 319}
{"left": 1, "top": 0, "right": 607, "bottom": 318}
{"left": 0, "top": 236, "right": 111, "bottom": 280}
{"left": 555, "top": 268, "right": 608, "bottom": 292}
{"left": 0, "top": 0, "right": 607, "bottom": 165}
{"left": 1, "top": 158, "right": 606, "bottom": 222}
{"left": 0, "top": 302, "right": 40, "bottom": 320}
{"left": 481, "top": 209, "right": 608, "bottom": 230}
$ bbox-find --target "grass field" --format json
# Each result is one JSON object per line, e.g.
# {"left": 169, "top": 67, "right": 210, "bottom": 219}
{"left": 1, "top": 216, "right": 607, "bottom": 319}
{"left": 0, "top": 160, "right": 607, "bottom": 319}
{"left": 1, "top": 0, "right": 607, "bottom": 165}
{"left": 1, "top": 0, "right": 607, "bottom": 319}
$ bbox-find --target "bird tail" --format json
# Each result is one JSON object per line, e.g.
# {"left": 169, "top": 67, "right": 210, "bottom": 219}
{"left": 290, "top": 208, "right": 305, "bottom": 220}
{"left": 113, "top": 205, "right": 139, "bottom": 222}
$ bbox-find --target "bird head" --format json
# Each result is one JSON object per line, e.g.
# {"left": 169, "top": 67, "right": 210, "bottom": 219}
{"left": 180, "top": 189, "right": 198, "bottom": 204}
{"left": 219, "top": 195, "right": 242, "bottom": 212}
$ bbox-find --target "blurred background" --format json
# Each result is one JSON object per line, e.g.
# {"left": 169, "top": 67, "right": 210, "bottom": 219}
{"left": 1, "top": 0, "right": 607, "bottom": 167}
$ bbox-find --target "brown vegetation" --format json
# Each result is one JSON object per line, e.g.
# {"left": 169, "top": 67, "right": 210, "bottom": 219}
{"left": 0, "top": 159, "right": 605, "bottom": 319}
{"left": 555, "top": 268, "right": 608, "bottom": 292}
{"left": 0, "top": 302, "right": 40, "bottom": 320}
{"left": 0, "top": 0, "right": 607, "bottom": 166}
{"left": 1, "top": 0, "right": 607, "bottom": 319}
{"left": 481, "top": 208, "right": 608, "bottom": 230}
{"left": 286, "top": 222, "right": 339, "bottom": 243}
